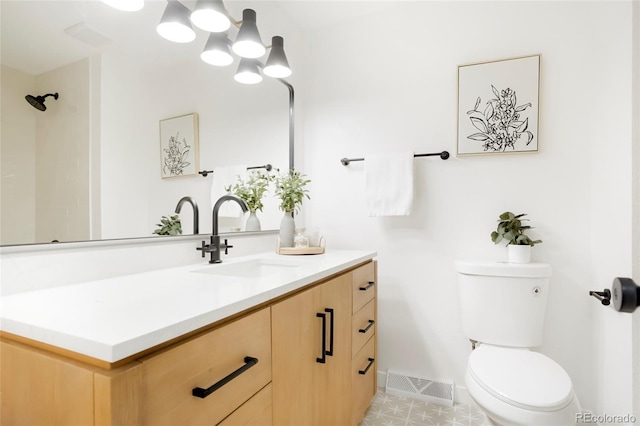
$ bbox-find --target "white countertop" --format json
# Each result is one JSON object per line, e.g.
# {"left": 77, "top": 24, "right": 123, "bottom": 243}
{"left": 0, "top": 250, "right": 376, "bottom": 363}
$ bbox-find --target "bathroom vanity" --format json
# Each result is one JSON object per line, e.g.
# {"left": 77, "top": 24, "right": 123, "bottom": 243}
{"left": 0, "top": 250, "right": 377, "bottom": 426}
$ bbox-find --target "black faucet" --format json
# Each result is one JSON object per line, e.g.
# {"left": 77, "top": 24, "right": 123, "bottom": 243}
{"left": 175, "top": 196, "right": 199, "bottom": 234}
{"left": 197, "top": 195, "right": 248, "bottom": 263}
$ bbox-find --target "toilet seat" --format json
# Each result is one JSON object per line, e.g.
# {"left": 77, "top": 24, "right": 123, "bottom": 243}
{"left": 468, "top": 345, "right": 573, "bottom": 412}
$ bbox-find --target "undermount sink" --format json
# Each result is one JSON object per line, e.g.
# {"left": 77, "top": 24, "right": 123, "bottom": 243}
{"left": 193, "top": 258, "right": 301, "bottom": 278}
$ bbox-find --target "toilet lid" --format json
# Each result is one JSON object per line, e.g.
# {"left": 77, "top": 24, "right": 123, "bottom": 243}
{"left": 468, "top": 346, "right": 573, "bottom": 411}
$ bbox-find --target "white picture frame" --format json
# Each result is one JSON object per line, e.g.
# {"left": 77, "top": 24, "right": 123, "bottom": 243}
{"left": 159, "top": 112, "right": 199, "bottom": 178}
{"left": 457, "top": 55, "right": 540, "bottom": 156}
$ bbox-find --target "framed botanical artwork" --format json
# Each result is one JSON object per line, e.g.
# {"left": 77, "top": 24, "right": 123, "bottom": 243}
{"left": 159, "top": 112, "right": 199, "bottom": 178}
{"left": 457, "top": 54, "right": 540, "bottom": 156}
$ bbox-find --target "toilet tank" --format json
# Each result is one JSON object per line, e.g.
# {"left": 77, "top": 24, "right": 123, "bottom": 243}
{"left": 456, "top": 261, "right": 552, "bottom": 348}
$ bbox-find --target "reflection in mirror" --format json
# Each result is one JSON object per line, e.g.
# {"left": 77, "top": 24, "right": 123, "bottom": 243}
{"left": 0, "top": 0, "right": 292, "bottom": 246}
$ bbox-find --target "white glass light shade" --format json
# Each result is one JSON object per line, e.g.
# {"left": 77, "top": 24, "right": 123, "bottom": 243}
{"left": 191, "top": 0, "right": 230, "bottom": 32}
{"left": 232, "top": 9, "right": 265, "bottom": 58}
{"left": 234, "top": 58, "right": 262, "bottom": 84}
{"left": 101, "top": 0, "right": 144, "bottom": 11}
{"left": 201, "top": 33, "right": 233, "bottom": 66}
{"left": 263, "top": 36, "right": 291, "bottom": 78}
{"left": 157, "top": 0, "right": 196, "bottom": 43}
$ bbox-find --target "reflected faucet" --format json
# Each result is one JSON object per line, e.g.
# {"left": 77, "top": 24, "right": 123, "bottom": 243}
{"left": 175, "top": 196, "right": 199, "bottom": 234}
{"left": 197, "top": 195, "right": 248, "bottom": 263}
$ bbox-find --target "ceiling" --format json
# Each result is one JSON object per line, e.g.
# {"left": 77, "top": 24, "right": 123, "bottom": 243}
{"left": 0, "top": 0, "right": 399, "bottom": 76}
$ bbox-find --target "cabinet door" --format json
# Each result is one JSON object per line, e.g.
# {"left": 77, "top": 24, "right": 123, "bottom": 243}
{"left": 272, "top": 273, "right": 352, "bottom": 426}
{"left": 1, "top": 340, "right": 95, "bottom": 425}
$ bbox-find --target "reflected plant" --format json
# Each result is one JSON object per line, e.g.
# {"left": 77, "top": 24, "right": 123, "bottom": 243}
{"left": 225, "top": 170, "right": 274, "bottom": 213}
{"left": 466, "top": 86, "right": 533, "bottom": 152}
{"left": 153, "top": 214, "right": 182, "bottom": 236}
{"left": 162, "top": 132, "right": 191, "bottom": 176}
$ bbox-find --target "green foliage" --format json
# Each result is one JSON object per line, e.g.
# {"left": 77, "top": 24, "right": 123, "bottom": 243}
{"left": 225, "top": 171, "right": 273, "bottom": 212}
{"left": 274, "top": 169, "right": 311, "bottom": 214}
{"left": 153, "top": 214, "right": 182, "bottom": 236}
{"left": 490, "top": 211, "right": 542, "bottom": 246}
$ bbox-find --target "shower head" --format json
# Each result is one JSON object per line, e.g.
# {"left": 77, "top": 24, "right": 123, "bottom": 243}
{"left": 25, "top": 92, "right": 59, "bottom": 111}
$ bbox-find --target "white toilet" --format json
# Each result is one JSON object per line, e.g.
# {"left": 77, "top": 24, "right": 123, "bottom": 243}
{"left": 456, "top": 261, "right": 581, "bottom": 426}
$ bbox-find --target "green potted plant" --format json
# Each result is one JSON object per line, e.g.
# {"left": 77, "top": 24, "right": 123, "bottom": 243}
{"left": 490, "top": 211, "right": 542, "bottom": 263}
{"left": 274, "top": 169, "right": 311, "bottom": 247}
{"left": 226, "top": 171, "right": 273, "bottom": 231}
{"left": 153, "top": 214, "right": 182, "bottom": 236}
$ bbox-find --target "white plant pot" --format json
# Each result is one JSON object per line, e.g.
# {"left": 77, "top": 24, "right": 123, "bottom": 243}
{"left": 245, "top": 211, "right": 261, "bottom": 232}
{"left": 279, "top": 212, "right": 295, "bottom": 247}
{"left": 508, "top": 245, "right": 531, "bottom": 263}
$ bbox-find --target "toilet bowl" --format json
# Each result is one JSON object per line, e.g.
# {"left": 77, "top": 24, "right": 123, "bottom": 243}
{"left": 465, "top": 345, "right": 580, "bottom": 426}
{"left": 456, "top": 261, "right": 581, "bottom": 426}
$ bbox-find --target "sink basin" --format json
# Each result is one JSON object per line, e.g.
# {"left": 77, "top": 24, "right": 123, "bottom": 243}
{"left": 193, "top": 258, "right": 301, "bottom": 278}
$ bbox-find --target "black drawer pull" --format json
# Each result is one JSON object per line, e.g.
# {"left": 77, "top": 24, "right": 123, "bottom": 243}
{"left": 359, "top": 281, "right": 375, "bottom": 291}
{"left": 316, "top": 312, "right": 327, "bottom": 364}
{"left": 359, "top": 319, "right": 375, "bottom": 334}
{"left": 358, "top": 357, "right": 375, "bottom": 375}
{"left": 192, "top": 356, "right": 258, "bottom": 398}
{"left": 325, "top": 308, "right": 334, "bottom": 356}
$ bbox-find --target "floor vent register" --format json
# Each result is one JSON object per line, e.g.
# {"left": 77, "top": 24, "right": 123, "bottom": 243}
{"left": 385, "top": 370, "right": 455, "bottom": 407}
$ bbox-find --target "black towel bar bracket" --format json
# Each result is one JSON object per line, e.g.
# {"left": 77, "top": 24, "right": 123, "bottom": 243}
{"left": 199, "top": 164, "right": 273, "bottom": 177}
{"left": 340, "top": 151, "right": 449, "bottom": 166}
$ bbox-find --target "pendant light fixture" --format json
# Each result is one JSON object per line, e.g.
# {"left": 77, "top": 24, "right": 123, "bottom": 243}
{"left": 234, "top": 58, "right": 263, "bottom": 84}
{"left": 201, "top": 33, "right": 233, "bottom": 66}
{"left": 157, "top": 0, "right": 196, "bottom": 43}
{"left": 145, "top": 1, "right": 292, "bottom": 83}
{"left": 263, "top": 36, "right": 291, "bottom": 78}
{"left": 232, "top": 9, "right": 266, "bottom": 58}
{"left": 190, "top": 0, "right": 230, "bottom": 33}
{"left": 101, "top": 0, "right": 144, "bottom": 12}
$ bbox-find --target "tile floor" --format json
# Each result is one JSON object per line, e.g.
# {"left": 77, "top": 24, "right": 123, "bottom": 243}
{"left": 360, "top": 390, "right": 488, "bottom": 426}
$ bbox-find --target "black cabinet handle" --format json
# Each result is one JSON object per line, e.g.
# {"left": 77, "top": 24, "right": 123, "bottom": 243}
{"left": 358, "top": 358, "right": 375, "bottom": 375}
{"left": 325, "top": 308, "right": 334, "bottom": 357}
{"left": 316, "top": 312, "right": 327, "bottom": 364}
{"left": 359, "top": 319, "right": 375, "bottom": 334}
{"left": 359, "top": 281, "right": 375, "bottom": 291}
{"left": 192, "top": 356, "right": 258, "bottom": 398}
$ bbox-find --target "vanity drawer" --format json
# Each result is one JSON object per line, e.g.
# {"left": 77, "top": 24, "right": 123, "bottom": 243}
{"left": 352, "top": 299, "right": 376, "bottom": 357}
{"left": 218, "top": 383, "right": 272, "bottom": 426}
{"left": 140, "top": 308, "right": 272, "bottom": 426}
{"left": 352, "top": 337, "right": 376, "bottom": 426}
{"left": 352, "top": 261, "right": 376, "bottom": 313}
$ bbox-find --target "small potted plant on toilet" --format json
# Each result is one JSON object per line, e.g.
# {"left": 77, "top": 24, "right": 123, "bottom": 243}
{"left": 490, "top": 211, "right": 542, "bottom": 263}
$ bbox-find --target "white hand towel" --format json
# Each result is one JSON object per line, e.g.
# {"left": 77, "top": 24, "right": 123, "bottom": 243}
{"left": 365, "top": 151, "right": 414, "bottom": 216}
{"left": 210, "top": 165, "right": 247, "bottom": 216}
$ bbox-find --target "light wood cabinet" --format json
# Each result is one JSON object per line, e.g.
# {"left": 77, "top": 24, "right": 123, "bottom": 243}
{"left": 139, "top": 307, "right": 272, "bottom": 426}
{"left": 1, "top": 260, "right": 376, "bottom": 426}
{"left": 272, "top": 261, "right": 377, "bottom": 426}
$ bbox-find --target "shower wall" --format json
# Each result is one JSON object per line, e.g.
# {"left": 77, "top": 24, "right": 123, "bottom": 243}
{"left": 0, "top": 65, "right": 36, "bottom": 244}
{"left": 0, "top": 58, "right": 91, "bottom": 244}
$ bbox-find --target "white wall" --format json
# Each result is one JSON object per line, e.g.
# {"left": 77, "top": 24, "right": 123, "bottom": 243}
{"left": 35, "top": 58, "right": 91, "bottom": 244}
{"left": 1, "top": 59, "right": 91, "bottom": 245}
{"left": 632, "top": 0, "right": 640, "bottom": 419}
{"left": 1, "top": 66, "right": 36, "bottom": 245}
{"left": 301, "top": 1, "right": 634, "bottom": 414}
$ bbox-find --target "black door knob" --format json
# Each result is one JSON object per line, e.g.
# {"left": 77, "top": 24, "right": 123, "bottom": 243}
{"left": 611, "top": 277, "right": 640, "bottom": 313}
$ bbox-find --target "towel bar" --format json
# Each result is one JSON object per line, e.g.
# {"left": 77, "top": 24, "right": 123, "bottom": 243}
{"left": 199, "top": 164, "right": 273, "bottom": 177}
{"left": 340, "top": 151, "right": 449, "bottom": 166}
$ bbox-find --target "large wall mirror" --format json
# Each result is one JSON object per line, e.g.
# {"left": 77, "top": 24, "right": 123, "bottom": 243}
{"left": 0, "top": 0, "right": 294, "bottom": 247}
